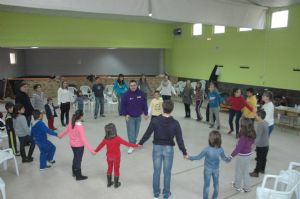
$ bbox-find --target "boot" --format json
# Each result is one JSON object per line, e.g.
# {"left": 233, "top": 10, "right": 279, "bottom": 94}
{"left": 114, "top": 176, "right": 121, "bottom": 188}
{"left": 107, "top": 175, "right": 114, "bottom": 187}
{"left": 72, "top": 167, "right": 75, "bottom": 177}
{"left": 75, "top": 169, "right": 88, "bottom": 181}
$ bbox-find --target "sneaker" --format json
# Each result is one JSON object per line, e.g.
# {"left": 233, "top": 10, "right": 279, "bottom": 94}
{"left": 154, "top": 198, "right": 159, "bottom": 199}
{"left": 217, "top": 126, "right": 220, "bottom": 130}
{"left": 40, "top": 165, "right": 51, "bottom": 171}
{"left": 227, "top": 130, "right": 233, "bottom": 134}
{"left": 241, "top": 188, "right": 251, "bottom": 193}
{"left": 94, "top": 116, "right": 97, "bottom": 119}
{"left": 100, "top": 115, "right": 105, "bottom": 117}
{"left": 128, "top": 147, "right": 134, "bottom": 154}
{"left": 163, "top": 192, "right": 171, "bottom": 199}
{"left": 48, "top": 160, "right": 56, "bottom": 164}
{"left": 260, "top": 170, "right": 265, "bottom": 174}
{"left": 232, "top": 182, "right": 242, "bottom": 192}
{"left": 249, "top": 172, "right": 259, "bottom": 177}
{"left": 209, "top": 125, "right": 214, "bottom": 128}
{"left": 15, "top": 152, "right": 21, "bottom": 156}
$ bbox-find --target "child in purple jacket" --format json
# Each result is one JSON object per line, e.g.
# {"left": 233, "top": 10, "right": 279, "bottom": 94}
{"left": 230, "top": 117, "right": 256, "bottom": 193}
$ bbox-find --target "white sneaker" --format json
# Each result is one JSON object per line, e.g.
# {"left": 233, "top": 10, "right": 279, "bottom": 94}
{"left": 154, "top": 198, "right": 159, "bottom": 199}
{"left": 128, "top": 147, "right": 134, "bottom": 154}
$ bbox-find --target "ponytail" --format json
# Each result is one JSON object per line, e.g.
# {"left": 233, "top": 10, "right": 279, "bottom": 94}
{"left": 71, "top": 110, "right": 83, "bottom": 129}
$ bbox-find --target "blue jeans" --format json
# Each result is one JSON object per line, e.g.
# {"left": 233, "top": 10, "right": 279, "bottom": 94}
{"left": 229, "top": 109, "right": 242, "bottom": 135}
{"left": 36, "top": 140, "right": 56, "bottom": 169}
{"left": 153, "top": 145, "right": 174, "bottom": 199}
{"left": 203, "top": 167, "right": 219, "bottom": 199}
{"left": 94, "top": 96, "right": 104, "bottom": 117}
{"left": 268, "top": 125, "right": 274, "bottom": 136}
{"left": 117, "top": 94, "right": 123, "bottom": 115}
{"left": 126, "top": 116, "right": 141, "bottom": 144}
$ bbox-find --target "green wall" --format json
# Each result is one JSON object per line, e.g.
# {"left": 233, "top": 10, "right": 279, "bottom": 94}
{"left": 165, "top": 4, "right": 300, "bottom": 91}
{"left": 0, "top": 11, "right": 173, "bottom": 48}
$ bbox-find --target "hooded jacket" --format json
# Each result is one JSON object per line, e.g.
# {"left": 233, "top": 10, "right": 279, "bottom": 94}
{"left": 31, "top": 120, "right": 57, "bottom": 144}
{"left": 139, "top": 115, "right": 187, "bottom": 155}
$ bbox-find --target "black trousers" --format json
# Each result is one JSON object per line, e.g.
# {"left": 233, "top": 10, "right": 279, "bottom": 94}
{"left": 71, "top": 146, "right": 84, "bottom": 170}
{"left": 229, "top": 109, "right": 242, "bottom": 135}
{"left": 184, "top": 103, "right": 191, "bottom": 117}
{"left": 254, "top": 146, "right": 269, "bottom": 173}
{"left": 162, "top": 95, "right": 171, "bottom": 101}
{"left": 7, "top": 130, "right": 19, "bottom": 154}
{"left": 60, "top": 102, "right": 70, "bottom": 125}
{"left": 25, "top": 115, "right": 32, "bottom": 127}
{"left": 19, "top": 135, "right": 35, "bottom": 161}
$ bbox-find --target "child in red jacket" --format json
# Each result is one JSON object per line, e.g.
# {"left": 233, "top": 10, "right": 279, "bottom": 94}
{"left": 95, "top": 123, "right": 139, "bottom": 188}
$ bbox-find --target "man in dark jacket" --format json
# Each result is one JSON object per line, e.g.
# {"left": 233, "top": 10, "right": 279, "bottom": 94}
{"left": 139, "top": 100, "right": 188, "bottom": 199}
{"left": 15, "top": 82, "right": 34, "bottom": 127}
{"left": 121, "top": 80, "right": 148, "bottom": 154}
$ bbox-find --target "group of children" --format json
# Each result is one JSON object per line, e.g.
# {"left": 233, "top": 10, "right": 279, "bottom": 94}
{"left": 0, "top": 79, "right": 275, "bottom": 199}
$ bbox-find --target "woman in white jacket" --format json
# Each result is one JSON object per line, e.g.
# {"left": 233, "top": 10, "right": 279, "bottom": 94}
{"left": 157, "top": 74, "right": 176, "bottom": 101}
{"left": 57, "top": 81, "right": 72, "bottom": 126}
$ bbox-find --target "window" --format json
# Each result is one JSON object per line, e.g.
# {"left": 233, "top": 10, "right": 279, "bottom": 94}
{"left": 9, "top": 52, "right": 16, "bottom": 65}
{"left": 214, "top": 25, "right": 225, "bottom": 34}
{"left": 239, "top": 28, "right": 253, "bottom": 32}
{"left": 193, "top": 23, "right": 202, "bottom": 36}
{"left": 271, "top": 10, "right": 289, "bottom": 29}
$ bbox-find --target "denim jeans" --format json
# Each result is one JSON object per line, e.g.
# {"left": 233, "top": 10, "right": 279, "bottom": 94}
{"left": 152, "top": 145, "right": 174, "bottom": 199}
{"left": 94, "top": 96, "right": 104, "bottom": 117}
{"left": 268, "top": 125, "right": 274, "bottom": 136}
{"left": 203, "top": 167, "right": 219, "bottom": 199}
{"left": 126, "top": 116, "right": 142, "bottom": 144}
{"left": 117, "top": 94, "right": 123, "bottom": 115}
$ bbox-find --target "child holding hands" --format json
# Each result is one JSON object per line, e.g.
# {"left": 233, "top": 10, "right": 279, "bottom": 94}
{"left": 58, "top": 110, "right": 95, "bottom": 181}
{"left": 95, "top": 123, "right": 140, "bottom": 188}
{"left": 187, "top": 131, "right": 231, "bottom": 199}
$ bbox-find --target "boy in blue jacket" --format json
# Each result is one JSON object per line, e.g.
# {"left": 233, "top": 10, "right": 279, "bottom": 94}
{"left": 31, "top": 109, "right": 58, "bottom": 170}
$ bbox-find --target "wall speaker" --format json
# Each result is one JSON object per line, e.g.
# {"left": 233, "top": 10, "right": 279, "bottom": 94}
{"left": 173, "top": 28, "right": 182, "bottom": 36}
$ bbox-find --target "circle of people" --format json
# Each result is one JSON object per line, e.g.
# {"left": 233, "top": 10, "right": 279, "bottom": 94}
{"left": 0, "top": 74, "right": 274, "bottom": 199}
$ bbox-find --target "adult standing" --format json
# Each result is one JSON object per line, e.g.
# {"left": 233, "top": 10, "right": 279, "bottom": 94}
{"left": 121, "top": 80, "right": 148, "bottom": 154}
{"left": 262, "top": 91, "right": 275, "bottom": 136}
{"left": 139, "top": 100, "right": 188, "bottom": 199}
{"left": 15, "top": 82, "right": 34, "bottom": 127}
{"left": 57, "top": 81, "right": 72, "bottom": 126}
{"left": 32, "top": 84, "right": 45, "bottom": 113}
{"left": 182, "top": 80, "right": 194, "bottom": 118}
{"left": 157, "top": 74, "right": 176, "bottom": 101}
{"left": 226, "top": 88, "right": 253, "bottom": 137}
{"left": 243, "top": 88, "right": 257, "bottom": 122}
{"left": 92, "top": 77, "right": 105, "bottom": 119}
{"left": 113, "top": 74, "right": 128, "bottom": 116}
{"left": 138, "top": 74, "right": 152, "bottom": 98}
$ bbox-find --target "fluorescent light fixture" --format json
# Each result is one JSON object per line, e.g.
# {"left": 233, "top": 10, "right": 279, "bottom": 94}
{"left": 107, "top": 48, "right": 117, "bottom": 50}
{"left": 31, "top": 47, "right": 39, "bottom": 49}
{"left": 239, "top": 28, "right": 253, "bottom": 32}
{"left": 214, "top": 25, "right": 225, "bottom": 34}
{"left": 271, "top": 10, "right": 289, "bottom": 29}
{"left": 193, "top": 23, "right": 202, "bottom": 36}
{"left": 207, "top": 37, "right": 212, "bottom": 41}
{"left": 9, "top": 52, "right": 16, "bottom": 64}
{"left": 148, "top": 13, "right": 152, "bottom": 17}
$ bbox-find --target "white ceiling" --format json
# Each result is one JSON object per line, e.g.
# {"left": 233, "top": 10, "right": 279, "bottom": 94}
{"left": 0, "top": 0, "right": 299, "bottom": 29}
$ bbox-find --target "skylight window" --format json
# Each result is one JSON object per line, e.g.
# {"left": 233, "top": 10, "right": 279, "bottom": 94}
{"left": 271, "top": 10, "right": 289, "bottom": 29}
{"left": 193, "top": 23, "right": 202, "bottom": 36}
{"left": 214, "top": 25, "right": 225, "bottom": 34}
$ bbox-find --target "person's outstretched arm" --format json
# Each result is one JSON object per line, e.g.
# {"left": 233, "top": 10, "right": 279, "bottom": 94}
{"left": 188, "top": 148, "right": 207, "bottom": 161}
{"left": 118, "top": 136, "right": 139, "bottom": 147}
{"left": 139, "top": 120, "right": 155, "bottom": 145}
{"left": 58, "top": 125, "right": 69, "bottom": 138}
{"left": 174, "top": 122, "right": 187, "bottom": 156}
{"left": 220, "top": 148, "right": 231, "bottom": 163}
{"left": 95, "top": 139, "right": 106, "bottom": 153}
{"left": 78, "top": 126, "right": 95, "bottom": 153}
{"left": 41, "top": 121, "right": 57, "bottom": 137}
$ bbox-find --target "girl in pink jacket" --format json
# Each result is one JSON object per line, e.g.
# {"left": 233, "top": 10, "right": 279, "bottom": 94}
{"left": 59, "top": 110, "right": 95, "bottom": 181}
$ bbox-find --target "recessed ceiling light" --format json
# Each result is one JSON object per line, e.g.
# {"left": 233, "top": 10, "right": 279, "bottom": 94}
{"left": 31, "top": 47, "right": 39, "bottom": 49}
{"left": 148, "top": 13, "right": 152, "bottom": 17}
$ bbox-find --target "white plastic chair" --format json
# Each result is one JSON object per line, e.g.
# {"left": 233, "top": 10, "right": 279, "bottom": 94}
{"left": 80, "top": 86, "right": 92, "bottom": 99}
{"left": 104, "top": 85, "right": 114, "bottom": 97}
{"left": 191, "top": 82, "right": 197, "bottom": 90}
{"left": 68, "top": 87, "right": 78, "bottom": 104}
{"left": 104, "top": 92, "right": 118, "bottom": 114}
{"left": 0, "top": 132, "right": 8, "bottom": 149}
{"left": 0, "top": 148, "right": 19, "bottom": 176}
{"left": 0, "top": 178, "right": 6, "bottom": 199}
{"left": 278, "top": 162, "right": 300, "bottom": 198}
{"left": 256, "top": 170, "right": 300, "bottom": 199}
